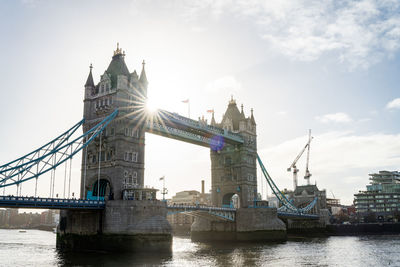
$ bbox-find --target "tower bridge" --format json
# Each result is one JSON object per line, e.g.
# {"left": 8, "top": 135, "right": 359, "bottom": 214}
{"left": 0, "top": 44, "right": 327, "bottom": 252}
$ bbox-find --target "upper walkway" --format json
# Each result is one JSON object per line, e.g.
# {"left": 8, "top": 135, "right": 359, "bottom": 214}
{"left": 146, "top": 109, "right": 244, "bottom": 147}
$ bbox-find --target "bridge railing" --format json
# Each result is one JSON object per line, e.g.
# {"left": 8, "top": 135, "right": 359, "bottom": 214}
{"left": 156, "top": 110, "right": 244, "bottom": 144}
{"left": 0, "top": 196, "right": 105, "bottom": 209}
{"left": 167, "top": 204, "right": 236, "bottom": 212}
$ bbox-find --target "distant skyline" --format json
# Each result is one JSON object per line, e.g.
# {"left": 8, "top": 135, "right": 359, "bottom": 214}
{"left": 1, "top": 0, "right": 400, "bottom": 204}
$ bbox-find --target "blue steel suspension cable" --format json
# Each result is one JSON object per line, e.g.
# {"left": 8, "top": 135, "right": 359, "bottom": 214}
{"left": 257, "top": 153, "right": 317, "bottom": 213}
{"left": 0, "top": 119, "right": 84, "bottom": 172}
{"left": 0, "top": 109, "right": 118, "bottom": 188}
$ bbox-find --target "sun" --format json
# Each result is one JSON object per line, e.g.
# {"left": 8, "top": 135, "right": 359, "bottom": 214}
{"left": 145, "top": 97, "right": 158, "bottom": 113}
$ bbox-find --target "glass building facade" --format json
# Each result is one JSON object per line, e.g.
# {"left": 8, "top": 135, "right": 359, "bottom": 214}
{"left": 354, "top": 171, "right": 400, "bottom": 221}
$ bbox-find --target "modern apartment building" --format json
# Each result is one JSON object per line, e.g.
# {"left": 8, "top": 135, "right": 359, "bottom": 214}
{"left": 354, "top": 171, "right": 400, "bottom": 221}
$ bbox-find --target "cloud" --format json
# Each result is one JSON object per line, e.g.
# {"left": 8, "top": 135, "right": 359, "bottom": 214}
{"left": 185, "top": 0, "right": 400, "bottom": 69}
{"left": 258, "top": 131, "right": 400, "bottom": 204}
{"left": 205, "top": 75, "right": 242, "bottom": 93}
{"left": 386, "top": 98, "right": 400, "bottom": 109}
{"left": 316, "top": 112, "right": 352, "bottom": 123}
{"left": 191, "top": 26, "right": 207, "bottom": 32}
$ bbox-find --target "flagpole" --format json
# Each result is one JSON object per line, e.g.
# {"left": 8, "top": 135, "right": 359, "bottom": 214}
{"left": 160, "top": 175, "right": 167, "bottom": 201}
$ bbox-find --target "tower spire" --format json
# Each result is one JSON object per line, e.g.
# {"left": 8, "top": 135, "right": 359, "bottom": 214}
{"left": 85, "top": 63, "right": 94, "bottom": 87}
{"left": 250, "top": 108, "right": 256, "bottom": 125}
{"left": 113, "top": 42, "right": 123, "bottom": 56}
{"left": 139, "top": 59, "right": 148, "bottom": 85}
{"left": 211, "top": 111, "right": 216, "bottom": 126}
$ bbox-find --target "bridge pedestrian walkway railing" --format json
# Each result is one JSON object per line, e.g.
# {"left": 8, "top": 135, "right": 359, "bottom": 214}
{"left": 156, "top": 110, "right": 244, "bottom": 144}
{"left": 0, "top": 196, "right": 105, "bottom": 210}
{"left": 167, "top": 204, "right": 236, "bottom": 221}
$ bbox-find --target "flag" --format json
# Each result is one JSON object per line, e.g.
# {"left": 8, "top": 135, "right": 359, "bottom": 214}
{"left": 207, "top": 109, "right": 214, "bottom": 113}
{"left": 159, "top": 176, "right": 165, "bottom": 181}
{"left": 181, "top": 99, "right": 189, "bottom": 103}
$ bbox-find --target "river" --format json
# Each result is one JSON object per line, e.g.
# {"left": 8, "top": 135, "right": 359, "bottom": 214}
{"left": 0, "top": 229, "right": 399, "bottom": 266}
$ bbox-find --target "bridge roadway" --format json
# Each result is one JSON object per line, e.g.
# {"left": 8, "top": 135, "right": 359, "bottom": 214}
{"left": 0, "top": 196, "right": 319, "bottom": 221}
{"left": 0, "top": 196, "right": 105, "bottom": 210}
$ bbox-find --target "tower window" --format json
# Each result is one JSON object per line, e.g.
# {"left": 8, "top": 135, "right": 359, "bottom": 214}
{"left": 124, "top": 152, "right": 138, "bottom": 162}
{"left": 133, "top": 152, "right": 138, "bottom": 162}
{"left": 106, "top": 150, "right": 113, "bottom": 161}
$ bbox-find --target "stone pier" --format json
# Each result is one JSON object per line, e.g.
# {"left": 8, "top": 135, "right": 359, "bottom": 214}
{"left": 285, "top": 209, "right": 330, "bottom": 235}
{"left": 56, "top": 200, "right": 172, "bottom": 252}
{"left": 191, "top": 207, "right": 286, "bottom": 242}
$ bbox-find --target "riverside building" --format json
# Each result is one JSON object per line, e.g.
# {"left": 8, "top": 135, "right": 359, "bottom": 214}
{"left": 354, "top": 171, "right": 400, "bottom": 222}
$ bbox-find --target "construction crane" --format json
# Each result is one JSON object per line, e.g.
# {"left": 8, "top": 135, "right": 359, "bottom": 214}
{"left": 304, "top": 129, "right": 312, "bottom": 185}
{"left": 287, "top": 129, "right": 313, "bottom": 190}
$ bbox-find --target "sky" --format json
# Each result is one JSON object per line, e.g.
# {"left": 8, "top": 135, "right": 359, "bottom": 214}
{"left": 1, "top": 0, "right": 400, "bottom": 205}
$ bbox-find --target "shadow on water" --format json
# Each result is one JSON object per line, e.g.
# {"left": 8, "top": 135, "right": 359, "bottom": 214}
{"left": 56, "top": 249, "right": 173, "bottom": 266}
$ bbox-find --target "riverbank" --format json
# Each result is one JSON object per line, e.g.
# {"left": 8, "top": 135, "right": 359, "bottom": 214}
{"left": 327, "top": 222, "right": 400, "bottom": 235}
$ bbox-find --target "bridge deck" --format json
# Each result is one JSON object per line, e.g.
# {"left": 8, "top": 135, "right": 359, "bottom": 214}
{"left": 0, "top": 197, "right": 320, "bottom": 220}
{"left": 0, "top": 196, "right": 105, "bottom": 210}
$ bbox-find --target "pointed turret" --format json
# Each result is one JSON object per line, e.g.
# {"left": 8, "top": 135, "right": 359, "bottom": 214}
{"left": 85, "top": 64, "right": 94, "bottom": 88}
{"left": 240, "top": 104, "right": 244, "bottom": 116}
{"left": 106, "top": 43, "right": 130, "bottom": 87}
{"left": 250, "top": 108, "right": 256, "bottom": 125}
{"left": 221, "top": 96, "right": 245, "bottom": 131}
{"left": 139, "top": 60, "right": 148, "bottom": 86}
{"left": 211, "top": 111, "right": 216, "bottom": 126}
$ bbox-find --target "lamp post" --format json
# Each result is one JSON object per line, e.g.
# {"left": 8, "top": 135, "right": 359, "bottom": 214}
{"left": 160, "top": 176, "right": 168, "bottom": 201}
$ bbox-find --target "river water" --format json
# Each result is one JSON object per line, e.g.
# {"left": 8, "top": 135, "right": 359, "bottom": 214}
{"left": 0, "top": 229, "right": 399, "bottom": 266}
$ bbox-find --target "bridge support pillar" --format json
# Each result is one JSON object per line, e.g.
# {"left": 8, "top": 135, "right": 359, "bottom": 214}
{"left": 191, "top": 216, "right": 236, "bottom": 241}
{"left": 57, "top": 200, "right": 172, "bottom": 252}
{"left": 191, "top": 207, "right": 286, "bottom": 242}
{"left": 235, "top": 207, "right": 286, "bottom": 241}
{"left": 286, "top": 209, "right": 331, "bottom": 236}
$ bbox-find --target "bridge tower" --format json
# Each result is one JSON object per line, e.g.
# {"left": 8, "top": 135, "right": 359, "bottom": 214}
{"left": 210, "top": 97, "right": 257, "bottom": 208}
{"left": 58, "top": 44, "right": 171, "bottom": 252}
{"left": 81, "top": 44, "right": 148, "bottom": 200}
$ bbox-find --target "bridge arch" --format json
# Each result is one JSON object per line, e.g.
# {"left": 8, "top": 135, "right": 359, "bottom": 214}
{"left": 222, "top": 193, "right": 240, "bottom": 208}
{"left": 92, "top": 178, "right": 113, "bottom": 200}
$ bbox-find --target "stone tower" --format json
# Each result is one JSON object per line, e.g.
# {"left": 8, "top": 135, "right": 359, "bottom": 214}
{"left": 210, "top": 97, "right": 257, "bottom": 208}
{"left": 81, "top": 44, "right": 148, "bottom": 200}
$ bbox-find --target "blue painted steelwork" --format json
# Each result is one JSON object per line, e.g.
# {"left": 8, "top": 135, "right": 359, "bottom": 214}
{"left": 146, "top": 120, "right": 215, "bottom": 147}
{"left": 146, "top": 109, "right": 244, "bottom": 146}
{"left": 86, "top": 190, "right": 104, "bottom": 201}
{"left": 167, "top": 204, "right": 236, "bottom": 221}
{"left": 0, "top": 119, "right": 83, "bottom": 174}
{"left": 257, "top": 154, "right": 318, "bottom": 215}
{"left": 0, "top": 110, "right": 118, "bottom": 188}
{"left": 0, "top": 196, "right": 105, "bottom": 210}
